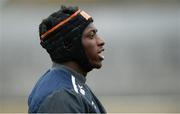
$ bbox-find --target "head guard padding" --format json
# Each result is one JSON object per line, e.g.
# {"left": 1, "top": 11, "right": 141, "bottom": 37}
{"left": 39, "top": 6, "right": 94, "bottom": 72}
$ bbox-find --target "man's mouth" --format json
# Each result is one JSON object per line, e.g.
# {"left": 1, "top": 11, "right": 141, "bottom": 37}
{"left": 98, "top": 49, "right": 105, "bottom": 60}
{"left": 98, "top": 53, "right": 104, "bottom": 60}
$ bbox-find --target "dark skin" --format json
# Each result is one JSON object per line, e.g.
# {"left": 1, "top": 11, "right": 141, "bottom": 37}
{"left": 63, "top": 23, "right": 105, "bottom": 76}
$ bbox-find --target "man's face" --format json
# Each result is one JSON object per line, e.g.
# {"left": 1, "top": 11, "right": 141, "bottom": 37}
{"left": 82, "top": 23, "right": 105, "bottom": 69}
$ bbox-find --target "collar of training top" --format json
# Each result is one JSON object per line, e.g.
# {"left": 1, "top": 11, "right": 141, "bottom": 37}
{"left": 40, "top": 9, "right": 92, "bottom": 41}
{"left": 52, "top": 62, "right": 86, "bottom": 84}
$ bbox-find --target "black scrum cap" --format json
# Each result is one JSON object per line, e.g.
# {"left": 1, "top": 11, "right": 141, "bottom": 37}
{"left": 39, "top": 6, "right": 94, "bottom": 72}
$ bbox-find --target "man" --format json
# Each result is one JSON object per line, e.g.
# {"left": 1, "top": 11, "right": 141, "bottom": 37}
{"left": 28, "top": 6, "right": 106, "bottom": 113}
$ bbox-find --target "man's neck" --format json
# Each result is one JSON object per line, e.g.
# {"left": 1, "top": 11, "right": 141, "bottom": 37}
{"left": 62, "top": 61, "right": 87, "bottom": 77}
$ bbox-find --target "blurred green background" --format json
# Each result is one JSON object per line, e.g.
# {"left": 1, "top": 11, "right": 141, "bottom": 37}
{"left": 0, "top": 0, "right": 180, "bottom": 113}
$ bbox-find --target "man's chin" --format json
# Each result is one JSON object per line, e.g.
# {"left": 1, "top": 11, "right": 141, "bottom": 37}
{"left": 94, "top": 63, "right": 102, "bottom": 69}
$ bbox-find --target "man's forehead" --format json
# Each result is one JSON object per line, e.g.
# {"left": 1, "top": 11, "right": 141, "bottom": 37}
{"left": 84, "top": 23, "right": 97, "bottom": 33}
{"left": 86, "top": 23, "right": 96, "bottom": 29}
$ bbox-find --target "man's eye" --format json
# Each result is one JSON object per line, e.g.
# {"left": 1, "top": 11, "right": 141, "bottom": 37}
{"left": 89, "top": 31, "right": 95, "bottom": 38}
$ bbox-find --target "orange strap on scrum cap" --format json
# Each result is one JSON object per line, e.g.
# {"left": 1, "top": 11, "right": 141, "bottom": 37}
{"left": 40, "top": 9, "right": 92, "bottom": 40}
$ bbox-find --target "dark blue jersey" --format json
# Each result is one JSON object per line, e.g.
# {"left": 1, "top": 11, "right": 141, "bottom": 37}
{"left": 28, "top": 63, "right": 106, "bottom": 113}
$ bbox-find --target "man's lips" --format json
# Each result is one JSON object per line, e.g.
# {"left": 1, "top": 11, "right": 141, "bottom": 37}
{"left": 98, "top": 49, "right": 105, "bottom": 60}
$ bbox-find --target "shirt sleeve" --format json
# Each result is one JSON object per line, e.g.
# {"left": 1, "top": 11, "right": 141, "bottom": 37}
{"left": 37, "top": 89, "right": 85, "bottom": 113}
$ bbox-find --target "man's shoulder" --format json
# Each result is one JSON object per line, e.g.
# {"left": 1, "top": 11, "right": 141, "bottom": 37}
{"left": 28, "top": 68, "right": 74, "bottom": 113}
{"left": 32, "top": 67, "right": 74, "bottom": 97}
{"left": 38, "top": 68, "right": 72, "bottom": 88}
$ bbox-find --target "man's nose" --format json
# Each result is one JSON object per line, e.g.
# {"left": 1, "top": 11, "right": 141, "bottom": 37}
{"left": 97, "top": 36, "right": 105, "bottom": 47}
